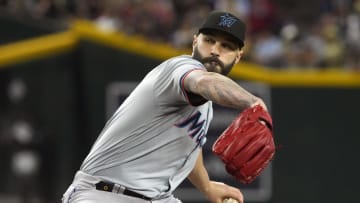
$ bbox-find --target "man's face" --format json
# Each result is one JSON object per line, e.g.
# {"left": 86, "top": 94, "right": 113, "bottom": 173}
{"left": 192, "top": 30, "right": 243, "bottom": 75}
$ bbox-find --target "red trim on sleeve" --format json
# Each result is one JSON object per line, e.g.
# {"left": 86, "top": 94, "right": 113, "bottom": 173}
{"left": 180, "top": 68, "right": 206, "bottom": 106}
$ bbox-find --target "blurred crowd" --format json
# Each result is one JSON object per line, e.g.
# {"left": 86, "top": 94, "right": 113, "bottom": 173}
{"left": 1, "top": 0, "right": 360, "bottom": 71}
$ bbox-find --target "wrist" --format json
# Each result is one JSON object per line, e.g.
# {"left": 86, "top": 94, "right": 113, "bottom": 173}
{"left": 251, "top": 96, "right": 259, "bottom": 105}
{"left": 200, "top": 181, "right": 211, "bottom": 195}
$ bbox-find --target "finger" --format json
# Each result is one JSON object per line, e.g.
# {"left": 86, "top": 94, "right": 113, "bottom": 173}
{"left": 226, "top": 187, "right": 243, "bottom": 203}
{"left": 223, "top": 198, "right": 239, "bottom": 203}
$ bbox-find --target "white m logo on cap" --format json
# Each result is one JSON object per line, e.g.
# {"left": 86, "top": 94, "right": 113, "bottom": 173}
{"left": 218, "top": 14, "right": 237, "bottom": 28}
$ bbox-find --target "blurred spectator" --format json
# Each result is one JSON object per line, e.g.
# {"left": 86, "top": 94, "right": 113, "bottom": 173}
{"left": 23, "top": 0, "right": 58, "bottom": 19}
{"left": 281, "top": 22, "right": 326, "bottom": 69}
{"left": 171, "top": 12, "right": 197, "bottom": 48}
{"left": 4, "top": 0, "right": 26, "bottom": 15}
{"left": 248, "top": 0, "right": 280, "bottom": 34}
{"left": 214, "top": 0, "right": 251, "bottom": 21}
{"left": 94, "top": 0, "right": 123, "bottom": 32}
{"left": 132, "top": 0, "right": 175, "bottom": 42}
{"left": 344, "top": 0, "right": 360, "bottom": 71}
{"left": 249, "top": 30, "right": 285, "bottom": 68}
{"left": 64, "top": 0, "right": 102, "bottom": 20}
{"left": 319, "top": 13, "right": 345, "bottom": 67}
{"left": 171, "top": 3, "right": 212, "bottom": 48}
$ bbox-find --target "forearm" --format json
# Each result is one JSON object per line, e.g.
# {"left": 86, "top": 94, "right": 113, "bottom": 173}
{"left": 199, "top": 73, "right": 256, "bottom": 109}
{"left": 188, "top": 151, "right": 244, "bottom": 203}
{"left": 188, "top": 151, "right": 211, "bottom": 194}
{"left": 185, "top": 71, "right": 258, "bottom": 110}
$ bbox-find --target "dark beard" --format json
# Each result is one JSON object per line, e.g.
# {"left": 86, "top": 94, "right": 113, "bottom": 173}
{"left": 192, "top": 46, "right": 235, "bottom": 75}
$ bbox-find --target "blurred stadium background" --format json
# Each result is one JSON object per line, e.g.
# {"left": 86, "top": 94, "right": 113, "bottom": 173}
{"left": 0, "top": 0, "right": 360, "bottom": 203}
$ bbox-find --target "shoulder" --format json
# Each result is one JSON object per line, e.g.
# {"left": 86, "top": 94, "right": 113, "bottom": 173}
{"left": 167, "top": 55, "right": 205, "bottom": 69}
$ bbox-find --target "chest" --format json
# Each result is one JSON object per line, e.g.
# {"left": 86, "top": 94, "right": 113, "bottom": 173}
{"left": 174, "top": 102, "right": 213, "bottom": 147}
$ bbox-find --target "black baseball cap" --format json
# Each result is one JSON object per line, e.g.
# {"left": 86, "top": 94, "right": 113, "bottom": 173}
{"left": 198, "top": 11, "right": 246, "bottom": 47}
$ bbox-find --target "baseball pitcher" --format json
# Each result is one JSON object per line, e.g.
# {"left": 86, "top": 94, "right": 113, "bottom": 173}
{"left": 62, "top": 11, "right": 274, "bottom": 203}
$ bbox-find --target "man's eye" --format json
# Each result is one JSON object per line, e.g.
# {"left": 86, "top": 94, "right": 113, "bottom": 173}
{"left": 223, "top": 43, "right": 235, "bottom": 50}
{"left": 205, "top": 37, "right": 214, "bottom": 43}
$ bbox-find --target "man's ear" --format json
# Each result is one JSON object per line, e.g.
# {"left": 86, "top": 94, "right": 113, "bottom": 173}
{"left": 235, "top": 49, "right": 244, "bottom": 64}
{"left": 192, "top": 34, "right": 198, "bottom": 50}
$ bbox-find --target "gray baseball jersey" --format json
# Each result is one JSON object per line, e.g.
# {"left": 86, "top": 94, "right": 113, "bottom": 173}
{"left": 80, "top": 55, "right": 213, "bottom": 199}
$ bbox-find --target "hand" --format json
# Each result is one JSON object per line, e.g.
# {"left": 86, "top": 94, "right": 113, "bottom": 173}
{"left": 204, "top": 181, "right": 243, "bottom": 203}
{"left": 250, "top": 97, "right": 270, "bottom": 127}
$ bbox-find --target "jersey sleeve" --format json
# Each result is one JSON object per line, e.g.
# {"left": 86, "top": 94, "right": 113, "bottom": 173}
{"left": 178, "top": 69, "right": 209, "bottom": 106}
{"left": 154, "top": 57, "right": 206, "bottom": 107}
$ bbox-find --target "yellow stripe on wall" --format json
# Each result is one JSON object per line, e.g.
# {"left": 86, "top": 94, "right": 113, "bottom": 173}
{"left": 230, "top": 63, "right": 360, "bottom": 87}
{"left": 71, "top": 20, "right": 189, "bottom": 59}
{"left": 0, "top": 31, "right": 77, "bottom": 68}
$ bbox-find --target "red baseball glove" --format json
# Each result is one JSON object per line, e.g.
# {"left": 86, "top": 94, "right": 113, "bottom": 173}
{"left": 212, "top": 105, "right": 275, "bottom": 184}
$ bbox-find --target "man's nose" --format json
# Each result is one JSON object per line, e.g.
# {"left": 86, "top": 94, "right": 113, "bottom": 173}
{"left": 210, "top": 43, "right": 220, "bottom": 57}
